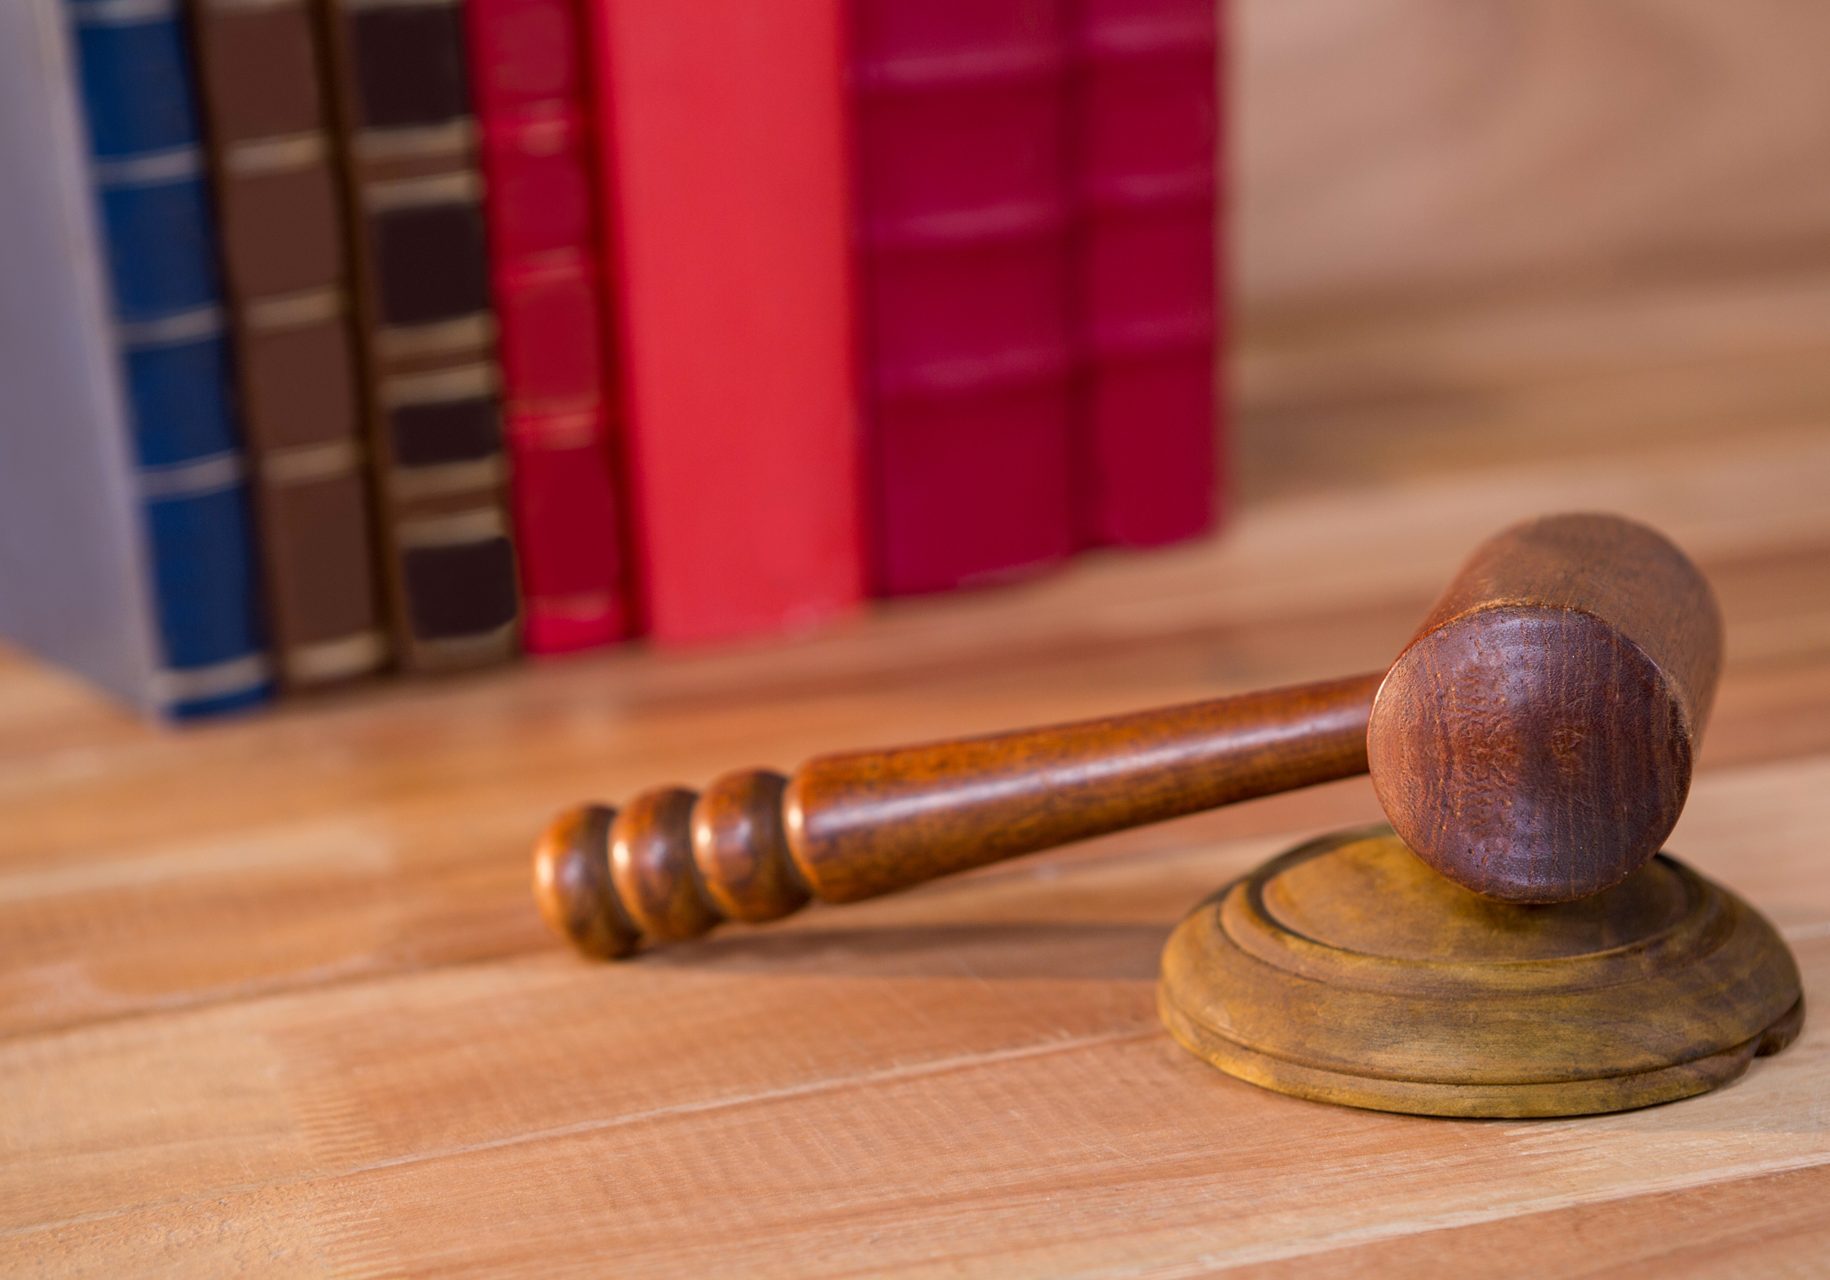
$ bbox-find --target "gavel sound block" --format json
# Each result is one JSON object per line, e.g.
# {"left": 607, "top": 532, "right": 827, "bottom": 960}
{"left": 535, "top": 514, "right": 1803, "bottom": 1117}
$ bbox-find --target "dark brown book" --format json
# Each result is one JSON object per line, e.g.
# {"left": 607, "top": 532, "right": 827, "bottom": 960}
{"left": 314, "top": 0, "right": 521, "bottom": 671}
{"left": 188, "top": 0, "right": 389, "bottom": 690}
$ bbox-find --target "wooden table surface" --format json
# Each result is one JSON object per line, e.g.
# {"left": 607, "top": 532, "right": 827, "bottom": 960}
{"left": 5, "top": 271, "right": 1830, "bottom": 1277}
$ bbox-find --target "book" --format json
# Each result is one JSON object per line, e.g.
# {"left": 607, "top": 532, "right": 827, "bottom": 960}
{"left": 0, "top": 0, "right": 270, "bottom": 719}
{"left": 587, "top": 0, "right": 863, "bottom": 643}
{"left": 1070, "top": 0, "right": 1221, "bottom": 547}
{"left": 465, "top": 0, "right": 633, "bottom": 654}
{"left": 187, "top": 0, "right": 389, "bottom": 690}
{"left": 317, "top": 0, "right": 521, "bottom": 671}
{"left": 850, "top": 0, "right": 1078, "bottom": 596}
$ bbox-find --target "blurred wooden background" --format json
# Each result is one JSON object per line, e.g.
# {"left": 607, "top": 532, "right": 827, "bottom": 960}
{"left": 1236, "top": 0, "right": 1830, "bottom": 507}
{"left": 1241, "top": 0, "right": 1830, "bottom": 314}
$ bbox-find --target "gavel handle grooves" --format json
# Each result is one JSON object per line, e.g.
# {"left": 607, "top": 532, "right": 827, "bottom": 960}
{"left": 535, "top": 672, "right": 1383, "bottom": 957}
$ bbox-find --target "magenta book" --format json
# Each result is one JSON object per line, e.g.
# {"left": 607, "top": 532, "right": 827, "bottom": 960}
{"left": 1071, "top": 0, "right": 1222, "bottom": 548}
{"left": 851, "top": 0, "right": 1078, "bottom": 596}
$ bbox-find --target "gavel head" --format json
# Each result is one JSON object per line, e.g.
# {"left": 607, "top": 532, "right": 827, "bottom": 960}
{"left": 1367, "top": 513, "right": 1723, "bottom": 903}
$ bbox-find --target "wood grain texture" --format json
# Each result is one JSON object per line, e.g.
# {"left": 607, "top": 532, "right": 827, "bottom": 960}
{"left": 539, "top": 509, "right": 1726, "bottom": 954}
{"left": 1225, "top": 1163, "right": 1830, "bottom": 1280}
{"left": 5, "top": 11, "right": 1830, "bottom": 1257}
{"left": 1160, "top": 825, "right": 1801, "bottom": 1116}
{"left": 536, "top": 674, "right": 1381, "bottom": 956}
{"left": 3, "top": 365, "right": 1826, "bottom": 1273}
{"left": 1368, "top": 513, "right": 1722, "bottom": 901}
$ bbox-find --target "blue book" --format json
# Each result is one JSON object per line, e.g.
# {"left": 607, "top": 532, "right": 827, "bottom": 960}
{"left": 0, "top": 0, "right": 270, "bottom": 717}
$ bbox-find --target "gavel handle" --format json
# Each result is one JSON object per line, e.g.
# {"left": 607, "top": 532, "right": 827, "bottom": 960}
{"left": 535, "top": 671, "right": 1383, "bottom": 957}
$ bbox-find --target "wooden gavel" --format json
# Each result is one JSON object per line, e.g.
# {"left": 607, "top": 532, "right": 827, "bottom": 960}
{"left": 535, "top": 513, "right": 1723, "bottom": 958}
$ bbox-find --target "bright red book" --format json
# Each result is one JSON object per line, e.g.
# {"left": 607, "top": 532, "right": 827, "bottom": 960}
{"left": 588, "top": 0, "right": 864, "bottom": 643}
{"left": 851, "top": 0, "right": 1078, "bottom": 596}
{"left": 466, "top": 0, "right": 634, "bottom": 653}
{"left": 1071, "top": 0, "right": 1223, "bottom": 547}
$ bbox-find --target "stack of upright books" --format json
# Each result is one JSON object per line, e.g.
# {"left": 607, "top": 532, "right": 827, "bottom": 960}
{"left": 0, "top": 0, "right": 1224, "bottom": 719}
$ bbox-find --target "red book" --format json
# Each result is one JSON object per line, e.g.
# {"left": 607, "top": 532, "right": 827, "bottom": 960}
{"left": 851, "top": 0, "right": 1078, "bottom": 596}
{"left": 466, "top": 0, "right": 634, "bottom": 653}
{"left": 1071, "top": 0, "right": 1222, "bottom": 547}
{"left": 587, "top": 0, "right": 864, "bottom": 643}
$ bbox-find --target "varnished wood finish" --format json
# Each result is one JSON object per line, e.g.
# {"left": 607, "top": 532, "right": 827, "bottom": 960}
{"left": 539, "top": 512, "right": 1723, "bottom": 954}
{"left": 608, "top": 787, "right": 716, "bottom": 943}
{"left": 693, "top": 769, "right": 808, "bottom": 924}
{"left": 535, "top": 675, "right": 1380, "bottom": 955}
{"left": 1159, "top": 826, "right": 1802, "bottom": 1116}
{"left": 791, "top": 676, "right": 1377, "bottom": 901}
{"left": 8, "top": 9, "right": 1830, "bottom": 1259}
{"left": 3, "top": 399, "right": 1829, "bottom": 1274}
{"left": 1369, "top": 513, "right": 1723, "bottom": 901}
{"left": 530, "top": 804, "right": 636, "bottom": 959}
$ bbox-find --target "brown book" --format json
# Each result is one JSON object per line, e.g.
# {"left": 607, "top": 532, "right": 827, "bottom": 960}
{"left": 188, "top": 0, "right": 390, "bottom": 690}
{"left": 315, "top": 0, "right": 521, "bottom": 671}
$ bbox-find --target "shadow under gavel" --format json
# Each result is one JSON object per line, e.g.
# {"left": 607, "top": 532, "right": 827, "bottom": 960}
{"left": 535, "top": 512, "right": 1722, "bottom": 959}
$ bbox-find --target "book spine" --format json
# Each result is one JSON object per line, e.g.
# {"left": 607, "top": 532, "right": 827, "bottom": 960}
{"left": 187, "top": 0, "right": 389, "bottom": 690}
{"left": 465, "top": 0, "right": 633, "bottom": 654}
{"left": 317, "top": 0, "right": 521, "bottom": 671}
{"left": 1070, "top": 0, "right": 1221, "bottom": 547}
{"left": 66, "top": 0, "right": 272, "bottom": 717}
{"left": 851, "top": 0, "right": 1078, "bottom": 596}
{"left": 588, "top": 0, "right": 863, "bottom": 644}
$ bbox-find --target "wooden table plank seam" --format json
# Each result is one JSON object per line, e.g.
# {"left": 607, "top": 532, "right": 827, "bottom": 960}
{"left": 5, "top": 337, "right": 1830, "bottom": 1273}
